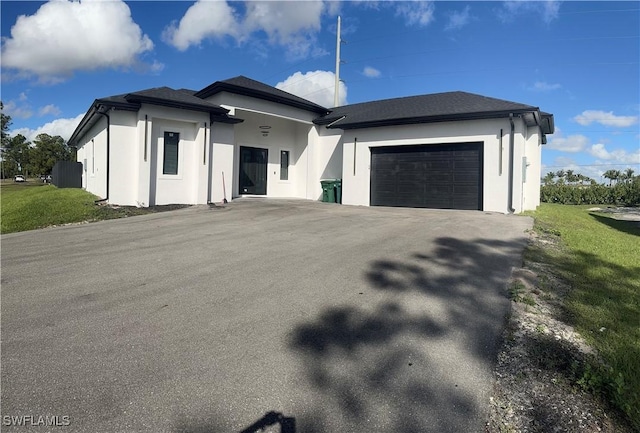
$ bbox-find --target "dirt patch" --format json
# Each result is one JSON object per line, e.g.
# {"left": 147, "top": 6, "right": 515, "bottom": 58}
{"left": 486, "top": 230, "right": 635, "bottom": 433}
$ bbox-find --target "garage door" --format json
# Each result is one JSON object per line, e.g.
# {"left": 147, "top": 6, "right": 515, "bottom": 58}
{"left": 370, "top": 142, "right": 483, "bottom": 210}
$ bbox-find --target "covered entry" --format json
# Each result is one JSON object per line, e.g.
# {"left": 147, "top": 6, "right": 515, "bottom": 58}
{"left": 370, "top": 142, "right": 483, "bottom": 210}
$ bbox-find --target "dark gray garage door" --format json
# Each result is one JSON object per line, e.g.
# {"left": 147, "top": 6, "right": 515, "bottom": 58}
{"left": 370, "top": 142, "right": 483, "bottom": 210}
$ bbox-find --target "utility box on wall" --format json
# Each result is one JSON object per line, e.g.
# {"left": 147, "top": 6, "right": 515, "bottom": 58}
{"left": 52, "top": 161, "right": 83, "bottom": 188}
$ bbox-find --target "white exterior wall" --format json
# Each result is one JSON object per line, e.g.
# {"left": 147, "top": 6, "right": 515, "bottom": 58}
{"left": 306, "top": 126, "right": 343, "bottom": 201}
{"left": 211, "top": 122, "right": 235, "bottom": 204}
{"left": 205, "top": 92, "right": 319, "bottom": 124}
{"left": 339, "top": 117, "right": 534, "bottom": 213}
{"left": 108, "top": 110, "right": 138, "bottom": 205}
{"left": 138, "top": 105, "right": 209, "bottom": 206}
{"left": 522, "top": 125, "right": 543, "bottom": 211}
{"left": 76, "top": 116, "right": 108, "bottom": 199}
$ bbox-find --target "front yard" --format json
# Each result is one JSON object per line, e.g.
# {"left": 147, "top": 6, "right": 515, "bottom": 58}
{"left": 489, "top": 204, "right": 640, "bottom": 432}
{"left": 0, "top": 182, "right": 187, "bottom": 234}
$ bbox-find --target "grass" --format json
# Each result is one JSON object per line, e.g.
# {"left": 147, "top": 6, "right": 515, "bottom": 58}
{"left": 1, "top": 182, "right": 187, "bottom": 234}
{"left": 528, "top": 203, "right": 640, "bottom": 428}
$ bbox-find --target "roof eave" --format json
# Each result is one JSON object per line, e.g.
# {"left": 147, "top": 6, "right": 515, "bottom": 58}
{"left": 195, "top": 82, "right": 329, "bottom": 114}
{"left": 68, "top": 100, "right": 140, "bottom": 146}
{"left": 326, "top": 109, "right": 535, "bottom": 130}
{"left": 127, "top": 95, "right": 229, "bottom": 115}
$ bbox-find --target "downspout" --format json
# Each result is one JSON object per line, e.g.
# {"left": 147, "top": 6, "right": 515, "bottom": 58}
{"left": 507, "top": 113, "right": 516, "bottom": 213}
{"left": 95, "top": 106, "right": 110, "bottom": 203}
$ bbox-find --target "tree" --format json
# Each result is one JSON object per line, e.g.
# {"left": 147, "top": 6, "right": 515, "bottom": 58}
{"left": 29, "top": 133, "right": 72, "bottom": 175}
{"left": 603, "top": 169, "right": 618, "bottom": 186}
{"left": 542, "top": 172, "right": 555, "bottom": 185}
{"left": 1, "top": 134, "right": 31, "bottom": 178}
{"left": 622, "top": 168, "right": 635, "bottom": 183}
{"left": 1, "top": 101, "right": 12, "bottom": 179}
{"left": 1, "top": 101, "right": 11, "bottom": 148}
{"left": 566, "top": 169, "right": 577, "bottom": 184}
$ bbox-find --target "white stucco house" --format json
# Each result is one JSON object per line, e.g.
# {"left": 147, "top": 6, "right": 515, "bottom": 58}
{"left": 69, "top": 76, "right": 554, "bottom": 213}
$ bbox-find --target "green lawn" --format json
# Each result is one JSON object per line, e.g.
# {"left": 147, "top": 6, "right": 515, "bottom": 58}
{"left": 528, "top": 204, "right": 640, "bottom": 428}
{"left": 1, "top": 182, "right": 186, "bottom": 234}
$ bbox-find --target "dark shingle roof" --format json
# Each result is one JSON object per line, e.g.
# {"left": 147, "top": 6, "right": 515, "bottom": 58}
{"left": 69, "top": 87, "right": 241, "bottom": 146}
{"left": 127, "top": 87, "right": 230, "bottom": 114}
{"left": 195, "top": 75, "right": 329, "bottom": 114}
{"left": 315, "top": 91, "right": 541, "bottom": 129}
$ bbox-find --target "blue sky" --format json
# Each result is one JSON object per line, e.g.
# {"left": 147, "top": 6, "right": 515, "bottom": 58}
{"left": 1, "top": 0, "right": 638, "bottom": 182}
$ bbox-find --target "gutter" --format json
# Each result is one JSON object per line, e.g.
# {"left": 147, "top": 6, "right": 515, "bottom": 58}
{"left": 326, "top": 115, "right": 346, "bottom": 128}
{"left": 507, "top": 113, "right": 516, "bottom": 214}
{"left": 95, "top": 106, "right": 110, "bottom": 203}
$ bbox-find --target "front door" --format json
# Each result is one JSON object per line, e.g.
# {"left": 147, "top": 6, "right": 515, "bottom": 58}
{"left": 239, "top": 146, "right": 268, "bottom": 195}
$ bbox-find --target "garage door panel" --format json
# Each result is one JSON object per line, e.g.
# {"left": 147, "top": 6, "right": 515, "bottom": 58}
{"left": 371, "top": 142, "right": 483, "bottom": 210}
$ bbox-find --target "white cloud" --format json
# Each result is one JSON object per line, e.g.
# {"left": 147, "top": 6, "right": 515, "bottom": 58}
{"left": 11, "top": 114, "right": 85, "bottom": 142}
{"left": 38, "top": 104, "right": 62, "bottom": 117}
{"left": 574, "top": 110, "right": 639, "bottom": 128}
{"left": 589, "top": 143, "right": 640, "bottom": 164}
{"left": 529, "top": 81, "right": 561, "bottom": 92}
{"left": 396, "top": 1, "right": 435, "bottom": 27}
{"left": 1, "top": 0, "right": 154, "bottom": 82}
{"left": 3, "top": 100, "right": 33, "bottom": 120}
{"left": 445, "top": 5, "right": 471, "bottom": 31}
{"left": 546, "top": 128, "right": 589, "bottom": 153}
{"left": 163, "top": 0, "right": 335, "bottom": 59}
{"left": 363, "top": 66, "right": 381, "bottom": 78}
{"left": 162, "top": 1, "right": 240, "bottom": 51}
{"left": 499, "top": 1, "right": 560, "bottom": 24}
{"left": 276, "top": 70, "right": 347, "bottom": 108}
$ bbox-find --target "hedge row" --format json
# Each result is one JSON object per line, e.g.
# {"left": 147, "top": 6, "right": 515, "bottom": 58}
{"left": 541, "top": 180, "right": 640, "bottom": 206}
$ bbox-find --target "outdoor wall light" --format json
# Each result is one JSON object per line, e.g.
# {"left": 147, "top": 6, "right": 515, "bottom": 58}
{"left": 259, "top": 125, "right": 271, "bottom": 137}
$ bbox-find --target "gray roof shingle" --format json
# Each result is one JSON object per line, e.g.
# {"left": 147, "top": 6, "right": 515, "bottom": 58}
{"left": 195, "top": 75, "right": 329, "bottom": 114}
{"left": 316, "top": 91, "right": 541, "bottom": 129}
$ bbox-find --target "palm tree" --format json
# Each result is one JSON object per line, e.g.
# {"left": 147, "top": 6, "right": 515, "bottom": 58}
{"left": 624, "top": 168, "right": 635, "bottom": 183}
{"left": 542, "top": 172, "right": 555, "bottom": 185}
{"left": 566, "top": 169, "right": 576, "bottom": 184}
{"left": 603, "top": 169, "right": 618, "bottom": 186}
{"left": 555, "top": 169, "right": 566, "bottom": 180}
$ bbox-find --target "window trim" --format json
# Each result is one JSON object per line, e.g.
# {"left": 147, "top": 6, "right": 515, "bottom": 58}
{"left": 162, "top": 131, "right": 180, "bottom": 176}
{"left": 279, "top": 149, "right": 290, "bottom": 181}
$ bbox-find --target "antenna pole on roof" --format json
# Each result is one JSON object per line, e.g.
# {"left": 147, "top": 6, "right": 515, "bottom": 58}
{"left": 334, "top": 15, "right": 341, "bottom": 107}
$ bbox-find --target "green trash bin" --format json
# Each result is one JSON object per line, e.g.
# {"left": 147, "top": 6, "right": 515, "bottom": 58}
{"left": 320, "top": 179, "right": 336, "bottom": 203}
{"left": 334, "top": 179, "right": 342, "bottom": 204}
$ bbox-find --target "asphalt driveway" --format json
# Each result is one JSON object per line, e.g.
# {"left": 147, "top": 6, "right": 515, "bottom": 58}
{"left": 1, "top": 199, "right": 532, "bottom": 433}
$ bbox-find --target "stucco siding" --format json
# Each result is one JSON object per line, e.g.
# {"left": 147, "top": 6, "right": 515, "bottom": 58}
{"left": 206, "top": 91, "right": 318, "bottom": 124}
{"left": 76, "top": 116, "right": 108, "bottom": 200}
{"left": 108, "top": 110, "right": 138, "bottom": 206}
{"left": 339, "top": 117, "right": 531, "bottom": 213}
{"left": 211, "top": 123, "right": 235, "bottom": 204}
{"left": 139, "top": 105, "right": 209, "bottom": 206}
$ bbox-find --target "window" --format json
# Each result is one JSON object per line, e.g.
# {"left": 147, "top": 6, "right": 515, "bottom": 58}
{"left": 280, "top": 150, "right": 289, "bottom": 181}
{"left": 163, "top": 132, "right": 179, "bottom": 175}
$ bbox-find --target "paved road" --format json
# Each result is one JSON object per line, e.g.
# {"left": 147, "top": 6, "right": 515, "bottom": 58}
{"left": 1, "top": 200, "right": 532, "bottom": 433}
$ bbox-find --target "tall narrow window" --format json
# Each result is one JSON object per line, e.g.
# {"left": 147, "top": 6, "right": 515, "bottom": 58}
{"left": 280, "top": 150, "right": 289, "bottom": 180}
{"left": 163, "top": 132, "right": 179, "bottom": 175}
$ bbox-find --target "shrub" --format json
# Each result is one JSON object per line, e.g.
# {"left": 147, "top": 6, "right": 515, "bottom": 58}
{"left": 541, "top": 180, "right": 640, "bottom": 206}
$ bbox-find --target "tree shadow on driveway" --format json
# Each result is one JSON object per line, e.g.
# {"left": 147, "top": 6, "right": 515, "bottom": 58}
{"left": 289, "top": 236, "right": 528, "bottom": 433}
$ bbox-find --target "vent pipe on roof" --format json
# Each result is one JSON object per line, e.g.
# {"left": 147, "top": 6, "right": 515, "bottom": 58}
{"left": 507, "top": 113, "right": 516, "bottom": 214}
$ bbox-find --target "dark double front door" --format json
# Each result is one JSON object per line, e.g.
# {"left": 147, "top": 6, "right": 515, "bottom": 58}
{"left": 239, "top": 146, "right": 268, "bottom": 195}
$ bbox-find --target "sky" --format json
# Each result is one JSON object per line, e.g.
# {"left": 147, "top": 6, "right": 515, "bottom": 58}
{"left": 1, "top": 0, "right": 638, "bottom": 182}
